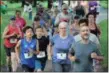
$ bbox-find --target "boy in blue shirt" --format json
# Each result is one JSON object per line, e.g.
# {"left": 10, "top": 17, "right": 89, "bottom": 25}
{"left": 15, "top": 26, "right": 38, "bottom": 72}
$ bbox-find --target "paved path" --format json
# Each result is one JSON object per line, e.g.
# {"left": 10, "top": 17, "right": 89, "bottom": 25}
{"left": 1, "top": 4, "right": 108, "bottom": 73}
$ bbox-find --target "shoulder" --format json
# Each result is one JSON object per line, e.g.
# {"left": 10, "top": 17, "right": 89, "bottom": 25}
{"left": 20, "top": 38, "right": 24, "bottom": 41}
{"left": 50, "top": 34, "right": 59, "bottom": 42}
{"left": 71, "top": 40, "right": 79, "bottom": 48}
{"left": 89, "top": 41, "right": 97, "bottom": 48}
{"left": 57, "top": 13, "right": 62, "bottom": 17}
{"left": 31, "top": 38, "right": 37, "bottom": 44}
{"left": 20, "top": 38, "right": 25, "bottom": 44}
{"left": 42, "top": 36, "right": 49, "bottom": 39}
{"left": 32, "top": 38, "right": 37, "bottom": 41}
{"left": 68, "top": 35, "right": 75, "bottom": 40}
{"left": 89, "top": 33, "right": 99, "bottom": 41}
{"left": 52, "top": 34, "right": 59, "bottom": 39}
{"left": 74, "top": 34, "right": 81, "bottom": 42}
{"left": 7, "top": 24, "right": 12, "bottom": 28}
{"left": 89, "top": 33, "right": 97, "bottom": 38}
{"left": 20, "top": 17, "right": 25, "bottom": 21}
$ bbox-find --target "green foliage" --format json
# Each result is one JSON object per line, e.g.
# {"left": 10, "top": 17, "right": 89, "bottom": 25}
{"left": 100, "top": 1, "right": 108, "bottom": 9}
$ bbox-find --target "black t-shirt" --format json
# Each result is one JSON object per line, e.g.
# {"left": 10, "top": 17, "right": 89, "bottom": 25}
{"left": 35, "top": 36, "right": 49, "bottom": 62}
{"left": 75, "top": 6, "right": 85, "bottom": 17}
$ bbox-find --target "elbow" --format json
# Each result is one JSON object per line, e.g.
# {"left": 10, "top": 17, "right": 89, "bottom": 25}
{"left": 15, "top": 46, "right": 18, "bottom": 52}
{"left": 2, "top": 35, "right": 5, "bottom": 39}
{"left": 97, "top": 56, "right": 104, "bottom": 61}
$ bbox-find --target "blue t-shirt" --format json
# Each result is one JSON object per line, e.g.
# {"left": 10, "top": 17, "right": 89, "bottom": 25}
{"left": 40, "top": 19, "right": 46, "bottom": 27}
{"left": 51, "top": 34, "right": 75, "bottom": 64}
{"left": 20, "top": 38, "right": 37, "bottom": 68}
{"left": 51, "top": 17, "right": 56, "bottom": 26}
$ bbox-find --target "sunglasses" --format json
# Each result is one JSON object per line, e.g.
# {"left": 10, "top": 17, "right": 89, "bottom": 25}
{"left": 60, "top": 27, "right": 66, "bottom": 29}
{"left": 63, "top": 9, "right": 67, "bottom": 10}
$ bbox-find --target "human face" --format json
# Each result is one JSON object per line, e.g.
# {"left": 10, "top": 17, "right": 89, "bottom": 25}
{"left": 34, "top": 21, "right": 40, "bottom": 27}
{"left": 80, "top": 26, "right": 90, "bottom": 40}
{"left": 74, "top": 19, "right": 79, "bottom": 24}
{"left": 10, "top": 20, "right": 16, "bottom": 25}
{"left": 35, "top": 28, "right": 43, "bottom": 37}
{"left": 88, "top": 15, "right": 95, "bottom": 23}
{"left": 25, "top": 28, "right": 33, "bottom": 38}
{"left": 59, "top": 25, "right": 67, "bottom": 35}
{"left": 16, "top": 12, "right": 21, "bottom": 18}
{"left": 63, "top": 8, "right": 68, "bottom": 14}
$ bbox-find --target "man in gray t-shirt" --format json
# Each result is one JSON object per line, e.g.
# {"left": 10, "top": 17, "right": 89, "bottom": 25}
{"left": 68, "top": 19, "right": 103, "bottom": 72}
{"left": 70, "top": 41, "right": 100, "bottom": 72}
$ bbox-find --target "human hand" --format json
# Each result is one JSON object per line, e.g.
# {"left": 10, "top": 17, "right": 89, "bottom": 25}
{"left": 70, "top": 56, "right": 76, "bottom": 62}
{"left": 91, "top": 52, "right": 97, "bottom": 59}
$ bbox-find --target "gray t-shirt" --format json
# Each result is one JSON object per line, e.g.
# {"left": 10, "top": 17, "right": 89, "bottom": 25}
{"left": 70, "top": 41, "right": 101, "bottom": 72}
{"left": 74, "top": 33, "right": 100, "bottom": 46}
{"left": 55, "top": 12, "right": 73, "bottom": 26}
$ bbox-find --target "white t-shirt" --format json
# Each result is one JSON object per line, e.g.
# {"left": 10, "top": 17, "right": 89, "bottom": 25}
{"left": 24, "top": 4, "right": 32, "bottom": 13}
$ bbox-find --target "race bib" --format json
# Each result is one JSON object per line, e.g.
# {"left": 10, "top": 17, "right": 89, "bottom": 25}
{"left": 10, "top": 39, "right": 17, "bottom": 43}
{"left": 57, "top": 53, "right": 66, "bottom": 60}
{"left": 24, "top": 52, "right": 33, "bottom": 59}
{"left": 37, "top": 51, "right": 45, "bottom": 58}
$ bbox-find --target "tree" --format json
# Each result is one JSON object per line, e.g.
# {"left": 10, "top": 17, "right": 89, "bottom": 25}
{"left": 33, "top": 0, "right": 37, "bottom": 7}
{"left": 48, "top": 0, "right": 53, "bottom": 9}
{"left": 68, "top": 0, "right": 70, "bottom": 6}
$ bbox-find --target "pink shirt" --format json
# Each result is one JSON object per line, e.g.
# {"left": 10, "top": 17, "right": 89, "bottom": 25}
{"left": 15, "top": 17, "right": 26, "bottom": 30}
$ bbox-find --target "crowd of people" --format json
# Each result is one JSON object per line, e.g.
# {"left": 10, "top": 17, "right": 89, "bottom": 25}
{"left": 2, "top": 1, "right": 104, "bottom": 72}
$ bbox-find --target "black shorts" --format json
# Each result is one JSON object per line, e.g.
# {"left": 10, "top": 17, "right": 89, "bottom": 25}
{"left": 4, "top": 46, "right": 15, "bottom": 56}
{"left": 22, "top": 64, "right": 34, "bottom": 72}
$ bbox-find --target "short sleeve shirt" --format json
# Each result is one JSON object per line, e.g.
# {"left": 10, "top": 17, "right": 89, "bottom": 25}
{"left": 51, "top": 34, "right": 75, "bottom": 64}
{"left": 70, "top": 40, "right": 101, "bottom": 72}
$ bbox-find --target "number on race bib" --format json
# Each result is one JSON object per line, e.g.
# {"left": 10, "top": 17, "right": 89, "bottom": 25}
{"left": 37, "top": 51, "right": 45, "bottom": 58}
{"left": 10, "top": 39, "right": 17, "bottom": 43}
{"left": 24, "top": 52, "right": 33, "bottom": 59}
{"left": 57, "top": 53, "right": 67, "bottom": 60}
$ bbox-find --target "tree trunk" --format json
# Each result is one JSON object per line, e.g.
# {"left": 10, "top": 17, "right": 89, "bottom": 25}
{"left": 33, "top": 0, "right": 37, "bottom": 7}
{"left": 68, "top": 0, "right": 70, "bottom": 6}
{"left": 21, "top": 0, "right": 25, "bottom": 7}
{"left": 48, "top": 0, "right": 53, "bottom": 9}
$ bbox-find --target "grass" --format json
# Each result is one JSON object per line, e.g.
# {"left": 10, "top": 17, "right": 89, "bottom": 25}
{"left": 1, "top": 1, "right": 108, "bottom": 69}
{"left": 100, "top": 1, "right": 108, "bottom": 9}
{"left": 99, "top": 19, "right": 108, "bottom": 68}
{"left": 1, "top": 1, "right": 48, "bottom": 65}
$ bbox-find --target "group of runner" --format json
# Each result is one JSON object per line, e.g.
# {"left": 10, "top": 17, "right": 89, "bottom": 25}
{"left": 2, "top": 1, "right": 104, "bottom": 72}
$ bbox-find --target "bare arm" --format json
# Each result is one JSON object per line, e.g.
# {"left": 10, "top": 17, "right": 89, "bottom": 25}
{"left": 68, "top": 46, "right": 76, "bottom": 62}
{"left": 91, "top": 52, "right": 103, "bottom": 61}
{"left": 2, "top": 26, "right": 15, "bottom": 39}
{"left": 47, "top": 42, "right": 52, "bottom": 60}
{"left": 15, "top": 40, "right": 21, "bottom": 62}
{"left": 29, "top": 40, "right": 40, "bottom": 54}
{"left": 97, "top": 25, "right": 101, "bottom": 36}
{"left": 91, "top": 47, "right": 103, "bottom": 61}
{"left": 36, "top": 40, "right": 40, "bottom": 54}
{"left": 68, "top": 53, "right": 76, "bottom": 62}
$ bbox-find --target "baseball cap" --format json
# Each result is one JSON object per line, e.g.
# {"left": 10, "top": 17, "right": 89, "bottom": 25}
{"left": 10, "top": 16, "right": 16, "bottom": 20}
{"left": 62, "top": 4, "right": 68, "bottom": 10}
